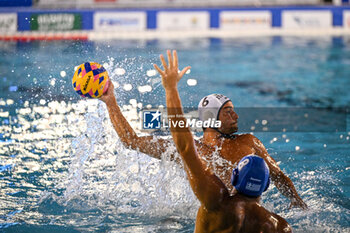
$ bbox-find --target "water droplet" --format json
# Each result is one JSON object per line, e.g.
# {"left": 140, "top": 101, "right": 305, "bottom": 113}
{"left": 123, "top": 84, "right": 132, "bottom": 91}
{"left": 6, "top": 99, "right": 14, "bottom": 105}
{"left": 60, "top": 71, "right": 66, "bottom": 78}
{"left": 115, "top": 68, "right": 126, "bottom": 76}
{"left": 146, "top": 69, "right": 157, "bottom": 77}
{"left": 129, "top": 99, "right": 137, "bottom": 107}
{"left": 187, "top": 79, "right": 197, "bottom": 86}
{"left": 137, "top": 85, "right": 152, "bottom": 93}
{"left": 50, "top": 79, "right": 56, "bottom": 86}
{"left": 295, "top": 146, "right": 300, "bottom": 151}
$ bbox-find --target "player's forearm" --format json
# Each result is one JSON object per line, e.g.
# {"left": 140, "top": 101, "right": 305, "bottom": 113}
{"left": 105, "top": 98, "right": 139, "bottom": 147}
{"left": 165, "top": 88, "right": 192, "bottom": 153}
{"left": 164, "top": 88, "right": 211, "bottom": 184}
{"left": 165, "top": 88, "right": 226, "bottom": 204}
{"left": 273, "top": 171, "right": 303, "bottom": 202}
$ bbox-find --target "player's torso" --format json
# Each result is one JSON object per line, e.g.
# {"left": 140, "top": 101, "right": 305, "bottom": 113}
{"left": 196, "top": 134, "right": 257, "bottom": 190}
{"left": 197, "top": 134, "right": 257, "bottom": 164}
{"left": 194, "top": 198, "right": 291, "bottom": 233}
{"left": 194, "top": 203, "right": 242, "bottom": 233}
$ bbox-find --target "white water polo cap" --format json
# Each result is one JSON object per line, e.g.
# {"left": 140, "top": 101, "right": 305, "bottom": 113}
{"left": 198, "top": 94, "right": 231, "bottom": 122}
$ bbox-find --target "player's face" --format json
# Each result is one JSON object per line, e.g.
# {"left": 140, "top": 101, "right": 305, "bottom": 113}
{"left": 218, "top": 102, "right": 238, "bottom": 134}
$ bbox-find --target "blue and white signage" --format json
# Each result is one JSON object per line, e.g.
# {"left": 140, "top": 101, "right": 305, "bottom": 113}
{"left": 220, "top": 11, "right": 271, "bottom": 29}
{"left": 282, "top": 11, "right": 332, "bottom": 29}
{"left": 157, "top": 11, "right": 210, "bottom": 31}
{"left": 94, "top": 12, "right": 146, "bottom": 31}
{"left": 344, "top": 11, "right": 350, "bottom": 28}
{"left": 0, "top": 13, "right": 17, "bottom": 32}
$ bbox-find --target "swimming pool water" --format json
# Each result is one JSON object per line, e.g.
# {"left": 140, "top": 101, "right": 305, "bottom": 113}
{"left": 0, "top": 37, "right": 349, "bottom": 232}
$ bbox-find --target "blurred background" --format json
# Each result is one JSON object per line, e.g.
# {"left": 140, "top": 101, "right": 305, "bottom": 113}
{"left": 0, "top": 0, "right": 349, "bottom": 8}
{"left": 0, "top": 0, "right": 350, "bottom": 40}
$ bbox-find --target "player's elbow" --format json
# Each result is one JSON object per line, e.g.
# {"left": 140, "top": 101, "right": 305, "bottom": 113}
{"left": 271, "top": 170, "right": 290, "bottom": 184}
{"left": 119, "top": 135, "right": 139, "bottom": 150}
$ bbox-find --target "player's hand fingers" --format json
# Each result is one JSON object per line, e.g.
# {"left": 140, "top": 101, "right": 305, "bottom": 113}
{"left": 167, "top": 50, "right": 173, "bottom": 69}
{"left": 160, "top": 54, "right": 168, "bottom": 71}
{"left": 173, "top": 50, "right": 178, "bottom": 69}
{"left": 153, "top": 64, "right": 165, "bottom": 76}
{"left": 179, "top": 66, "right": 191, "bottom": 80}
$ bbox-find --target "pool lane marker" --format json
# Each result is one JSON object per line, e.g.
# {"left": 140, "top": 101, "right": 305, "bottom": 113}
{"left": 0, "top": 32, "right": 88, "bottom": 41}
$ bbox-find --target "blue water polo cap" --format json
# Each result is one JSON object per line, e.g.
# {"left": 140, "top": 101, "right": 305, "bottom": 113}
{"left": 231, "top": 155, "right": 270, "bottom": 197}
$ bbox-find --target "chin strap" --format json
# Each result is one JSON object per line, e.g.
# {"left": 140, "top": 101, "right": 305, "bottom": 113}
{"left": 213, "top": 128, "right": 237, "bottom": 139}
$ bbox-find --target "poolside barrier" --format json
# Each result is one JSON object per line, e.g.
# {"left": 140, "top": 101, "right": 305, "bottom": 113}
{"left": 0, "top": 6, "right": 350, "bottom": 40}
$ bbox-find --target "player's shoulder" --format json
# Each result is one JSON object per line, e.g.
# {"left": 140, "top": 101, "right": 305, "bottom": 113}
{"left": 236, "top": 133, "right": 259, "bottom": 142}
{"left": 249, "top": 204, "right": 292, "bottom": 233}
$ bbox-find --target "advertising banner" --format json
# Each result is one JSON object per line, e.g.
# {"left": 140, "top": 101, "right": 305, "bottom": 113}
{"left": 0, "top": 13, "right": 17, "bottom": 32}
{"left": 157, "top": 11, "right": 210, "bottom": 30}
{"left": 344, "top": 11, "right": 350, "bottom": 28}
{"left": 0, "top": 0, "right": 32, "bottom": 7}
{"left": 220, "top": 11, "right": 271, "bottom": 29}
{"left": 30, "top": 13, "right": 82, "bottom": 31}
{"left": 282, "top": 11, "right": 332, "bottom": 29}
{"left": 94, "top": 12, "right": 146, "bottom": 31}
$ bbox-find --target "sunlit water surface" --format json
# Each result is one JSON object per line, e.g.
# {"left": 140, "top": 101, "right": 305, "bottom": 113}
{"left": 0, "top": 37, "right": 349, "bottom": 232}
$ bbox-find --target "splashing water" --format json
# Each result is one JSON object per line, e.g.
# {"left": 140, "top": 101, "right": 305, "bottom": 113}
{"left": 1, "top": 39, "right": 350, "bottom": 232}
{"left": 45, "top": 57, "right": 199, "bottom": 232}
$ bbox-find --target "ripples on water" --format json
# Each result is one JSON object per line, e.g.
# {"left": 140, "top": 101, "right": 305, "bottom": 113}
{"left": 0, "top": 97, "right": 202, "bottom": 232}
{"left": 1, "top": 98, "right": 349, "bottom": 232}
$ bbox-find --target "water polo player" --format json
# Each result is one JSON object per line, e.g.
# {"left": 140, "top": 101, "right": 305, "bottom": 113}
{"left": 99, "top": 50, "right": 307, "bottom": 210}
{"left": 154, "top": 50, "right": 292, "bottom": 232}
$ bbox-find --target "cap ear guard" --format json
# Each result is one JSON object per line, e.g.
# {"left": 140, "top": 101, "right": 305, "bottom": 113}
{"left": 264, "top": 176, "right": 270, "bottom": 192}
{"left": 231, "top": 168, "right": 239, "bottom": 186}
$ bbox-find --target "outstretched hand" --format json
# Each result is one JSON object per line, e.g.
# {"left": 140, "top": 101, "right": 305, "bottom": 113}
{"left": 153, "top": 50, "right": 191, "bottom": 91}
{"left": 99, "top": 80, "right": 115, "bottom": 105}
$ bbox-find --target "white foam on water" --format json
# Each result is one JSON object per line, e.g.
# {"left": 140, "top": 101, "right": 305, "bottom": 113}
{"left": 53, "top": 98, "right": 198, "bottom": 230}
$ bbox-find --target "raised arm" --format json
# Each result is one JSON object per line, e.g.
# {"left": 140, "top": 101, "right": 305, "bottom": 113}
{"left": 154, "top": 50, "right": 229, "bottom": 210}
{"left": 251, "top": 135, "right": 308, "bottom": 209}
{"left": 100, "top": 81, "right": 175, "bottom": 160}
